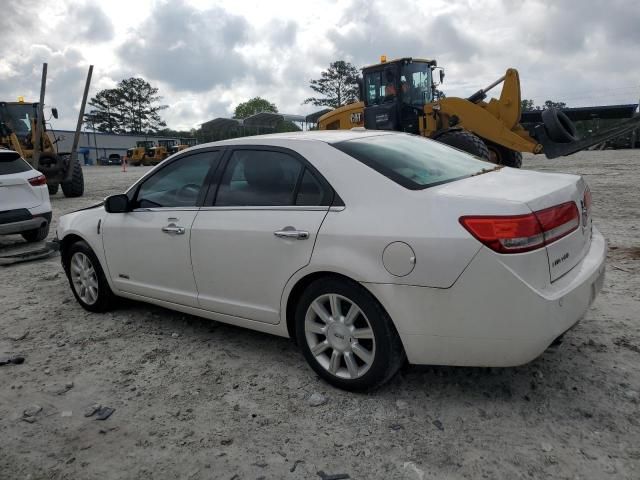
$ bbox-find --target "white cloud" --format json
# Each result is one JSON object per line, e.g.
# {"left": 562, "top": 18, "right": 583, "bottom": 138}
{"left": 1, "top": 0, "right": 638, "bottom": 131}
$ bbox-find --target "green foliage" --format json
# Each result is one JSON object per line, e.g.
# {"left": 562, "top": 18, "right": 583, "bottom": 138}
{"left": 520, "top": 99, "right": 567, "bottom": 111}
{"left": 304, "top": 60, "right": 360, "bottom": 108}
{"left": 85, "top": 78, "right": 168, "bottom": 134}
{"left": 521, "top": 99, "right": 535, "bottom": 111}
{"left": 234, "top": 97, "right": 277, "bottom": 119}
{"left": 544, "top": 99, "right": 567, "bottom": 110}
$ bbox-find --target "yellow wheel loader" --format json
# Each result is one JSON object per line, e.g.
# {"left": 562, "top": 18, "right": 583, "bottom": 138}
{"left": 167, "top": 137, "right": 197, "bottom": 155}
{"left": 0, "top": 64, "right": 93, "bottom": 196}
{"left": 318, "top": 57, "right": 640, "bottom": 166}
{"left": 128, "top": 141, "right": 155, "bottom": 166}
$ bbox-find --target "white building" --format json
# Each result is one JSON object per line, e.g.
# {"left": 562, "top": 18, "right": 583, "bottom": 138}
{"left": 47, "top": 130, "right": 191, "bottom": 164}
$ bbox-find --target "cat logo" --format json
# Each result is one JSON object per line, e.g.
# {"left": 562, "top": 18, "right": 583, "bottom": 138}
{"left": 350, "top": 112, "right": 362, "bottom": 124}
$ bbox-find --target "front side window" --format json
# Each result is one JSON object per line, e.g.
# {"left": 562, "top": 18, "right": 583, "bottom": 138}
{"left": 332, "top": 134, "right": 494, "bottom": 190}
{"left": 215, "top": 150, "right": 303, "bottom": 206}
{"left": 400, "top": 62, "right": 432, "bottom": 107}
{"left": 365, "top": 71, "right": 382, "bottom": 106}
{"left": 135, "top": 151, "right": 220, "bottom": 208}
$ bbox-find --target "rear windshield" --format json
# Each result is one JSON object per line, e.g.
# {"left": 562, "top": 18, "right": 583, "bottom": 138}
{"left": 332, "top": 134, "right": 493, "bottom": 190}
{"left": 0, "top": 152, "right": 32, "bottom": 175}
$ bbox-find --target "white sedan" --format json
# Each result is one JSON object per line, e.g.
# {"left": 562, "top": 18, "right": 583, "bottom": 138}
{"left": 56, "top": 131, "right": 606, "bottom": 390}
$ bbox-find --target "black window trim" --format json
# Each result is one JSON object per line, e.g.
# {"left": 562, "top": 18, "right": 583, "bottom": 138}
{"left": 204, "top": 145, "right": 336, "bottom": 208}
{"left": 126, "top": 147, "right": 223, "bottom": 210}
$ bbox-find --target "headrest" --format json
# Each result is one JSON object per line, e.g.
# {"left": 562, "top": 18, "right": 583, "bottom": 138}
{"left": 243, "top": 156, "right": 284, "bottom": 189}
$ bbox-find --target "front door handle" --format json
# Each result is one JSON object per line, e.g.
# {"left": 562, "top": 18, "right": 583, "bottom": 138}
{"left": 274, "top": 226, "right": 309, "bottom": 240}
{"left": 162, "top": 223, "right": 185, "bottom": 235}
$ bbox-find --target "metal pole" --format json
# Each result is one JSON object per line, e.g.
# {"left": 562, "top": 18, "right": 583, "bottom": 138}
{"left": 32, "top": 63, "right": 47, "bottom": 170}
{"left": 67, "top": 65, "right": 93, "bottom": 182}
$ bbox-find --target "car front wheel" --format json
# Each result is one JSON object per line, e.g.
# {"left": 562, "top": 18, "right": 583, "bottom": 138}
{"left": 64, "top": 240, "right": 115, "bottom": 312}
{"left": 295, "top": 278, "right": 405, "bottom": 391}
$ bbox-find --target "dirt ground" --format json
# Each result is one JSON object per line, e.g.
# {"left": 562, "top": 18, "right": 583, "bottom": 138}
{"left": 1, "top": 150, "right": 639, "bottom": 480}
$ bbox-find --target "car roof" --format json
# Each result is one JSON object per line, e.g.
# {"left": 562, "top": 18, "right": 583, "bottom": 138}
{"left": 196, "top": 129, "right": 396, "bottom": 148}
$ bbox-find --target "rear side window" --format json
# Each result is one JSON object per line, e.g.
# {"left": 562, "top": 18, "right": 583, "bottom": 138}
{"left": 332, "top": 134, "right": 493, "bottom": 190}
{"left": 0, "top": 152, "right": 32, "bottom": 175}
{"left": 215, "top": 150, "right": 303, "bottom": 206}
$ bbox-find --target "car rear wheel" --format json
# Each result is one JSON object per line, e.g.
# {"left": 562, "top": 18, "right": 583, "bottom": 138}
{"left": 295, "top": 278, "right": 405, "bottom": 391}
{"left": 64, "top": 240, "right": 115, "bottom": 312}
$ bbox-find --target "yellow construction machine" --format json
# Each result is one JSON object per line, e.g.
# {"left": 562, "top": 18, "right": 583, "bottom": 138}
{"left": 168, "top": 137, "right": 197, "bottom": 155}
{"left": 318, "top": 56, "right": 640, "bottom": 166}
{"left": 0, "top": 63, "right": 92, "bottom": 195}
{"left": 128, "top": 141, "right": 155, "bottom": 166}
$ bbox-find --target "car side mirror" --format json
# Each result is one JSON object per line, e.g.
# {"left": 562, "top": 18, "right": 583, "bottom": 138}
{"left": 439, "top": 69, "right": 445, "bottom": 84}
{"left": 52, "top": 108, "right": 58, "bottom": 119}
{"left": 104, "top": 194, "right": 130, "bottom": 213}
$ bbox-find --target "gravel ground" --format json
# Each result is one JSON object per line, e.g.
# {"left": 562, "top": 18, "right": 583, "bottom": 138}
{"left": 1, "top": 151, "right": 639, "bottom": 480}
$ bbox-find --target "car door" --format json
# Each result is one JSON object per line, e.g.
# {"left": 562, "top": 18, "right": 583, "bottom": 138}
{"left": 190, "top": 146, "right": 333, "bottom": 324}
{"left": 102, "top": 150, "right": 221, "bottom": 306}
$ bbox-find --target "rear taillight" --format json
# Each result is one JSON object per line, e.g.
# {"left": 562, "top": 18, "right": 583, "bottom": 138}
{"left": 460, "top": 201, "right": 580, "bottom": 254}
{"left": 28, "top": 174, "right": 47, "bottom": 186}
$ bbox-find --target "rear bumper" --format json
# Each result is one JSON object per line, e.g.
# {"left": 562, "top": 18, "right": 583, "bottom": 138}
{"left": 0, "top": 211, "right": 51, "bottom": 235}
{"left": 363, "top": 228, "right": 607, "bottom": 367}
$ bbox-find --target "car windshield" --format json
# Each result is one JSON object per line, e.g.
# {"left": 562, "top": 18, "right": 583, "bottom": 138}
{"left": 332, "top": 134, "right": 495, "bottom": 190}
{"left": 0, "top": 103, "right": 35, "bottom": 136}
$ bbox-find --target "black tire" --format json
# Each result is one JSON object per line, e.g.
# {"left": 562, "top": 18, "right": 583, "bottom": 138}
{"left": 21, "top": 223, "right": 50, "bottom": 243}
{"left": 435, "top": 129, "right": 491, "bottom": 161}
{"left": 541, "top": 108, "right": 578, "bottom": 143}
{"left": 485, "top": 143, "right": 523, "bottom": 168}
{"left": 47, "top": 183, "right": 59, "bottom": 195}
{"left": 63, "top": 240, "right": 115, "bottom": 312}
{"left": 295, "top": 277, "right": 405, "bottom": 391}
{"left": 61, "top": 161, "right": 84, "bottom": 198}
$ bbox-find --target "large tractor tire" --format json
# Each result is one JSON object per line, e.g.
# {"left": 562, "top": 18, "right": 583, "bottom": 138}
{"left": 541, "top": 108, "right": 578, "bottom": 143}
{"left": 486, "top": 143, "right": 523, "bottom": 168}
{"left": 47, "top": 183, "right": 59, "bottom": 195}
{"left": 61, "top": 160, "right": 84, "bottom": 198}
{"left": 435, "top": 130, "right": 490, "bottom": 161}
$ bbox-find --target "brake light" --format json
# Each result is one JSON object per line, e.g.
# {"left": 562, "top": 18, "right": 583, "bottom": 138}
{"left": 460, "top": 201, "right": 579, "bottom": 254}
{"left": 28, "top": 174, "right": 47, "bottom": 186}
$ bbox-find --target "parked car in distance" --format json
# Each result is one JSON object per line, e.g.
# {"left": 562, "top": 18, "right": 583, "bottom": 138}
{"left": 55, "top": 131, "right": 606, "bottom": 390}
{"left": 0, "top": 149, "right": 52, "bottom": 242}
{"left": 99, "top": 153, "right": 122, "bottom": 166}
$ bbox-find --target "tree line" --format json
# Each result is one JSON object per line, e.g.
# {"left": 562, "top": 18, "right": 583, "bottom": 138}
{"left": 84, "top": 78, "right": 168, "bottom": 134}
{"left": 85, "top": 62, "right": 572, "bottom": 137}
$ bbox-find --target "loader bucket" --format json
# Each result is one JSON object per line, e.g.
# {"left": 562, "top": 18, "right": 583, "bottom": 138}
{"left": 534, "top": 113, "right": 640, "bottom": 159}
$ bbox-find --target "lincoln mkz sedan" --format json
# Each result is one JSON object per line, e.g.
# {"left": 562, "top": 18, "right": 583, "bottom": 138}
{"left": 56, "top": 131, "right": 606, "bottom": 390}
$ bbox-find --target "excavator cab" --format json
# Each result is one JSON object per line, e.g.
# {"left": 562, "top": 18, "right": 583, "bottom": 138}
{"left": 362, "top": 58, "right": 436, "bottom": 134}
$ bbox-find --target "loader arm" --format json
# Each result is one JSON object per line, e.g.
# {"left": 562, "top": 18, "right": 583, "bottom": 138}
{"left": 425, "top": 68, "right": 543, "bottom": 154}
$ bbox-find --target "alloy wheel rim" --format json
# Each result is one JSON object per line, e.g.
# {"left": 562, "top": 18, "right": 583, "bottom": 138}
{"left": 304, "top": 293, "right": 376, "bottom": 380}
{"left": 70, "top": 252, "right": 99, "bottom": 305}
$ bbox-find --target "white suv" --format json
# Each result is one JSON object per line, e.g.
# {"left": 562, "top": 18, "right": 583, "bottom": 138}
{"left": 0, "top": 149, "right": 52, "bottom": 242}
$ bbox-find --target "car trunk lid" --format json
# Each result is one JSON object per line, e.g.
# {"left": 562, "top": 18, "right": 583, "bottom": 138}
{"left": 438, "top": 167, "right": 592, "bottom": 282}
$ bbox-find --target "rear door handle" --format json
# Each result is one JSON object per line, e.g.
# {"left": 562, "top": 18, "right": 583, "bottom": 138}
{"left": 274, "top": 227, "right": 309, "bottom": 240}
{"left": 162, "top": 224, "right": 185, "bottom": 235}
